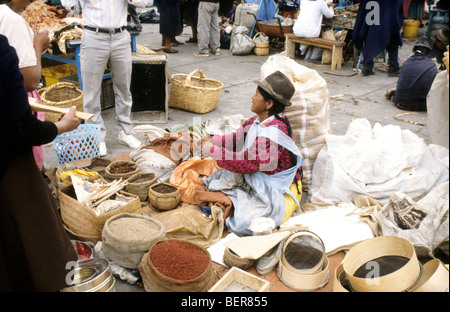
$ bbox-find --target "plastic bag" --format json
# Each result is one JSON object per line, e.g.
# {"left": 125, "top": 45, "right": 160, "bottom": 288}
{"left": 169, "top": 157, "right": 222, "bottom": 204}
{"left": 231, "top": 26, "right": 255, "bottom": 55}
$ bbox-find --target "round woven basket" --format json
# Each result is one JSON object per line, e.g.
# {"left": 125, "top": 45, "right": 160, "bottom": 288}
{"left": 105, "top": 161, "right": 140, "bottom": 180}
{"left": 148, "top": 182, "right": 181, "bottom": 211}
{"left": 253, "top": 32, "right": 269, "bottom": 56}
{"left": 168, "top": 69, "right": 224, "bottom": 114}
{"left": 125, "top": 172, "right": 157, "bottom": 201}
{"left": 41, "top": 82, "right": 83, "bottom": 122}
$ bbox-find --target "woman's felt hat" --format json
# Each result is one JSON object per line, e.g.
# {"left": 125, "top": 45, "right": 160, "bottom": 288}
{"left": 256, "top": 70, "right": 295, "bottom": 106}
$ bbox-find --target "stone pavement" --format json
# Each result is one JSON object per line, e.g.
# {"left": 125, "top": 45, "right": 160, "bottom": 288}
{"left": 43, "top": 14, "right": 436, "bottom": 292}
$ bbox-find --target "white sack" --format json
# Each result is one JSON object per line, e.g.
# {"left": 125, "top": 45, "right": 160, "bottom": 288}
{"left": 427, "top": 71, "right": 449, "bottom": 148}
{"left": 308, "top": 118, "right": 449, "bottom": 205}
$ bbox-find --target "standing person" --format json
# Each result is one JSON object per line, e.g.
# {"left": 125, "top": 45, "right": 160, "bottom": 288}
{"left": 184, "top": 0, "right": 199, "bottom": 43}
{"left": 385, "top": 37, "right": 438, "bottom": 111}
{"left": 352, "top": 0, "right": 404, "bottom": 77}
{"left": 0, "top": 33, "right": 81, "bottom": 291}
{"left": 407, "top": 0, "right": 426, "bottom": 27}
{"left": 0, "top": 0, "right": 51, "bottom": 171}
{"left": 155, "top": 0, "right": 183, "bottom": 53}
{"left": 194, "top": 0, "right": 220, "bottom": 57}
{"left": 61, "top": 0, "right": 143, "bottom": 157}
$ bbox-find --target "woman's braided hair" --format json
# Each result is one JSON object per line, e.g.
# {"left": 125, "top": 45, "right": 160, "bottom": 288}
{"left": 257, "top": 86, "right": 302, "bottom": 191}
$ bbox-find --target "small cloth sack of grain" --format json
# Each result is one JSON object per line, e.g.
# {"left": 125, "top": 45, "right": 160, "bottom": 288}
{"left": 102, "top": 213, "right": 166, "bottom": 269}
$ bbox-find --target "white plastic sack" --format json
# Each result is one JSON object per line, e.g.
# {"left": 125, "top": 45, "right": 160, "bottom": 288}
{"left": 261, "top": 54, "right": 331, "bottom": 192}
{"left": 308, "top": 118, "right": 449, "bottom": 205}
{"left": 427, "top": 71, "right": 449, "bottom": 148}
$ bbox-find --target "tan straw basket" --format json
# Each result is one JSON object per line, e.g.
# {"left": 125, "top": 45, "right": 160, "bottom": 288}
{"left": 126, "top": 172, "right": 157, "bottom": 201}
{"left": 168, "top": 69, "right": 224, "bottom": 114}
{"left": 59, "top": 186, "right": 142, "bottom": 243}
{"left": 41, "top": 82, "right": 83, "bottom": 122}
{"left": 253, "top": 32, "right": 269, "bottom": 56}
{"left": 148, "top": 182, "right": 181, "bottom": 211}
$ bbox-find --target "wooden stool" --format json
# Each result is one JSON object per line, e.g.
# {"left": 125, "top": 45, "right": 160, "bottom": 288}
{"left": 285, "top": 33, "right": 346, "bottom": 71}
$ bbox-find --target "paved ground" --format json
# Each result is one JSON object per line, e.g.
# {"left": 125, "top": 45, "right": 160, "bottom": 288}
{"left": 43, "top": 11, "right": 437, "bottom": 292}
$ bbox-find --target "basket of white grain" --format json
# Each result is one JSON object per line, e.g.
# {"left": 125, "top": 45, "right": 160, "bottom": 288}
{"left": 101, "top": 213, "right": 166, "bottom": 269}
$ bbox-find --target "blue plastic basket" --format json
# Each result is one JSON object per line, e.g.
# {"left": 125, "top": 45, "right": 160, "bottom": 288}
{"left": 53, "top": 124, "right": 101, "bottom": 165}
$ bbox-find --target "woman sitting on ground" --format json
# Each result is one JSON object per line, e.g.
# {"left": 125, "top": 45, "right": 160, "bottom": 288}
{"left": 197, "top": 71, "right": 304, "bottom": 236}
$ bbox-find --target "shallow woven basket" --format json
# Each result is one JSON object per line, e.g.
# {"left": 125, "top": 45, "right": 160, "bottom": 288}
{"left": 105, "top": 161, "right": 140, "bottom": 180}
{"left": 168, "top": 69, "right": 224, "bottom": 114}
{"left": 41, "top": 82, "right": 83, "bottom": 122}
{"left": 253, "top": 32, "right": 269, "bottom": 56}
{"left": 125, "top": 172, "right": 157, "bottom": 201}
{"left": 59, "top": 186, "right": 141, "bottom": 242}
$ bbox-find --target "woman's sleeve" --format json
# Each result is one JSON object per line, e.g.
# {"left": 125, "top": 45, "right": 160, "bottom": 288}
{"left": 211, "top": 136, "right": 281, "bottom": 174}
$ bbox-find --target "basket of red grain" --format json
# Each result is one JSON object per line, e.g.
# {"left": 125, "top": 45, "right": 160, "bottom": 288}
{"left": 138, "top": 239, "right": 216, "bottom": 292}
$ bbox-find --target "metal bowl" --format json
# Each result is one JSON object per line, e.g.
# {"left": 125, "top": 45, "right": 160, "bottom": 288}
{"left": 61, "top": 258, "right": 115, "bottom": 292}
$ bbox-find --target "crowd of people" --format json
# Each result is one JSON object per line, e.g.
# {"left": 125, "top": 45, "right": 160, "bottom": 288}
{"left": 0, "top": 0, "right": 448, "bottom": 291}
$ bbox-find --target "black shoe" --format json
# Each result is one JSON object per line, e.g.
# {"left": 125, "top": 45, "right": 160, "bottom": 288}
{"left": 362, "top": 70, "right": 375, "bottom": 76}
{"left": 388, "top": 71, "right": 399, "bottom": 77}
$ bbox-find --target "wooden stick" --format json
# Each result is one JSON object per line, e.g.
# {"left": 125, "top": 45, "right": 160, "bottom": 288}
{"left": 29, "top": 99, "right": 94, "bottom": 120}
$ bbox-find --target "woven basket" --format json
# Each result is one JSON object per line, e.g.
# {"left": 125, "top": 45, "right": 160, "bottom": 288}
{"left": 41, "top": 82, "right": 83, "bottom": 122}
{"left": 125, "top": 172, "right": 157, "bottom": 201}
{"left": 59, "top": 186, "right": 142, "bottom": 243}
{"left": 105, "top": 160, "right": 140, "bottom": 180}
{"left": 168, "top": 69, "right": 224, "bottom": 114}
{"left": 253, "top": 32, "right": 269, "bottom": 56}
{"left": 148, "top": 182, "right": 181, "bottom": 211}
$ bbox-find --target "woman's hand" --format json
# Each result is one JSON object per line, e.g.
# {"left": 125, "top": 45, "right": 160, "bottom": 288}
{"left": 54, "top": 106, "right": 81, "bottom": 135}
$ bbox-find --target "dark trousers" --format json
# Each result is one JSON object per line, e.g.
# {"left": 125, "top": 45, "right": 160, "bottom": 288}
{"left": 363, "top": 40, "right": 400, "bottom": 74}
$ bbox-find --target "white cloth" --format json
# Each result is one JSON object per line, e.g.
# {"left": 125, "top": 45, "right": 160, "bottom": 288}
{"left": 293, "top": 0, "right": 334, "bottom": 38}
{"left": 61, "top": 0, "right": 144, "bottom": 28}
{"left": 0, "top": 4, "right": 36, "bottom": 69}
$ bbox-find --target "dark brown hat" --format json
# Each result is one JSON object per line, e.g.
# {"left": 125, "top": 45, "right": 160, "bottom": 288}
{"left": 256, "top": 70, "right": 295, "bottom": 106}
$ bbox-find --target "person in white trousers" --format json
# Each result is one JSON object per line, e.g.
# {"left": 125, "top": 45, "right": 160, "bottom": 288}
{"left": 61, "top": 0, "right": 143, "bottom": 156}
{"left": 194, "top": 0, "right": 220, "bottom": 57}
